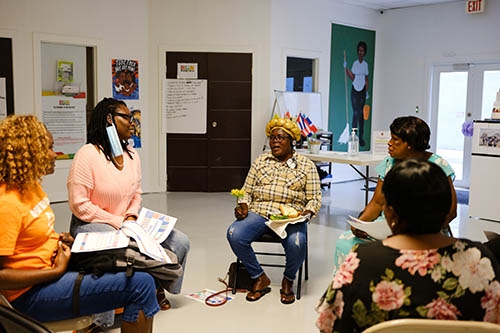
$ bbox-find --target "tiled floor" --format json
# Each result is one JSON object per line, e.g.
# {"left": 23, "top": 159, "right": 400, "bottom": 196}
{"left": 50, "top": 179, "right": 490, "bottom": 333}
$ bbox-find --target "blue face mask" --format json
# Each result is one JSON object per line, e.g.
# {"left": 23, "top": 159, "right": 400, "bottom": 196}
{"left": 106, "top": 123, "right": 123, "bottom": 157}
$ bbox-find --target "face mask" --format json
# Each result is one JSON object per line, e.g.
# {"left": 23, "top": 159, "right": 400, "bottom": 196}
{"left": 106, "top": 123, "right": 123, "bottom": 157}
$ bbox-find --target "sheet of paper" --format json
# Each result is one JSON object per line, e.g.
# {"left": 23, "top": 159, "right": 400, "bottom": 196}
{"left": 71, "top": 230, "right": 129, "bottom": 253}
{"left": 265, "top": 215, "right": 308, "bottom": 239}
{"left": 346, "top": 215, "right": 392, "bottom": 240}
{"left": 185, "top": 289, "right": 233, "bottom": 305}
{"left": 372, "top": 130, "right": 390, "bottom": 156}
{"left": 136, "top": 207, "right": 177, "bottom": 244}
{"left": 122, "top": 221, "right": 171, "bottom": 263}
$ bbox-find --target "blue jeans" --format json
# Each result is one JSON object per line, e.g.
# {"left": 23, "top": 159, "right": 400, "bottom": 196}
{"left": 11, "top": 271, "right": 159, "bottom": 323}
{"left": 226, "top": 212, "right": 307, "bottom": 281}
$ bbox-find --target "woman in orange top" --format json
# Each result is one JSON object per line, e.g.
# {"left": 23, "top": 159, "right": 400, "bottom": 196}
{"left": 0, "top": 115, "right": 159, "bottom": 332}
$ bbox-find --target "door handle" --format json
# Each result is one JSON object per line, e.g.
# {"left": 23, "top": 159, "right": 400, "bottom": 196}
{"left": 467, "top": 113, "right": 472, "bottom": 117}
{"left": 212, "top": 121, "right": 218, "bottom": 128}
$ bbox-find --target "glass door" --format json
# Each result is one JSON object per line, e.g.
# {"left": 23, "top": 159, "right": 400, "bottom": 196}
{"left": 430, "top": 63, "right": 500, "bottom": 188}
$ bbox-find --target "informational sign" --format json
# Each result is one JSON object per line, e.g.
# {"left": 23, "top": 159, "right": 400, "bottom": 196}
{"left": 42, "top": 96, "right": 86, "bottom": 159}
{"left": 466, "top": 0, "right": 485, "bottom": 14}
{"left": 177, "top": 63, "right": 198, "bottom": 79}
{"left": 0, "top": 78, "right": 6, "bottom": 120}
{"left": 163, "top": 79, "right": 207, "bottom": 134}
{"left": 372, "top": 130, "right": 390, "bottom": 155}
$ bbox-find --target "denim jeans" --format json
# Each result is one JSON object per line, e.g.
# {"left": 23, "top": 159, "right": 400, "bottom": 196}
{"left": 11, "top": 271, "right": 159, "bottom": 323}
{"left": 351, "top": 86, "right": 366, "bottom": 139}
{"left": 226, "top": 212, "right": 307, "bottom": 281}
{"left": 70, "top": 215, "right": 190, "bottom": 326}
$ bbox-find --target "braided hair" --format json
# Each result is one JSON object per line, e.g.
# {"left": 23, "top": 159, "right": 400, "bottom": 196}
{"left": 87, "top": 97, "right": 133, "bottom": 161}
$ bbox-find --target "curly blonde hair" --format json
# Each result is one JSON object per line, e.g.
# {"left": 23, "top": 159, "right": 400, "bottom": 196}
{"left": 0, "top": 115, "right": 52, "bottom": 189}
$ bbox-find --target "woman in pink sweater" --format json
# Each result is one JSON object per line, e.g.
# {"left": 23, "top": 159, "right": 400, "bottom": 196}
{"left": 68, "top": 98, "right": 189, "bottom": 321}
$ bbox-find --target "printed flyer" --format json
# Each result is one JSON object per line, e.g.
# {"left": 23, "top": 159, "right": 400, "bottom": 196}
{"left": 112, "top": 59, "right": 139, "bottom": 100}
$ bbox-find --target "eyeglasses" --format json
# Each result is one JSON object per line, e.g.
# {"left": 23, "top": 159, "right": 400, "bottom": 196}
{"left": 269, "top": 135, "right": 289, "bottom": 142}
{"left": 114, "top": 113, "right": 133, "bottom": 123}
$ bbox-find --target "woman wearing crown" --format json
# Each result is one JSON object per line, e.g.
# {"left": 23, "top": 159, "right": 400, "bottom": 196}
{"left": 226, "top": 117, "right": 322, "bottom": 304}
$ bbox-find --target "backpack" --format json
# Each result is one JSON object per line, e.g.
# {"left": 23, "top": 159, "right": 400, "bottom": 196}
{"left": 68, "top": 240, "right": 183, "bottom": 315}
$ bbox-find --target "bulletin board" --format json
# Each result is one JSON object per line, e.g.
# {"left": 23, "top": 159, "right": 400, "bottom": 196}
{"left": 162, "top": 79, "right": 207, "bottom": 134}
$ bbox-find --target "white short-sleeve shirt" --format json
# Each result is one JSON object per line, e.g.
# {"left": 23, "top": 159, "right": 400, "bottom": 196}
{"left": 351, "top": 60, "right": 369, "bottom": 92}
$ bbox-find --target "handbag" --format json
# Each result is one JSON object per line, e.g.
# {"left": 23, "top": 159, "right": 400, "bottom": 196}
{"left": 204, "top": 261, "right": 254, "bottom": 307}
{"left": 227, "top": 262, "right": 253, "bottom": 290}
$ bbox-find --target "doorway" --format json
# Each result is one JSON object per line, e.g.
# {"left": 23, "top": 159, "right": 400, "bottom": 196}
{"left": 166, "top": 52, "right": 252, "bottom": 192}
{"left": 430, "top": 63, "right": 500, "bottom": 188}
{"left": 0, "top": 37, "right": 14, "bottom": 117}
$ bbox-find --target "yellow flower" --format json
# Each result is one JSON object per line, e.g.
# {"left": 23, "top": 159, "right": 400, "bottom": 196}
{"left": 230, "top": 188, "right": 245, "bottom": 198}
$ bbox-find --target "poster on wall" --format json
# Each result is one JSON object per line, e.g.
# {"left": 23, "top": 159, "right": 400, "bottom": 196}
{"left": 42, "top": 96, "right": 86, "bottom": 159}
{"left": 112, "top": 59, "right": 139, "bottom": 100}
{"left": 177, "top": 63, "right": 198, "bottom": 79}
{"left": 130, "top": 108, "right": 141, "bottom": 148}
{"left": 0, "top": 78, "right": 6, "bottom": 120}
{"left": 162, "top": 79, "right": 207, "bottom": 134}
{"left": 329, "top": 23, "right": 375, "bottom": 152}
{"left": 56, "top": 60, "right": 74, "bottom": 83}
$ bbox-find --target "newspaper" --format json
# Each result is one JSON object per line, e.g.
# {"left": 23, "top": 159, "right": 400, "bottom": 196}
{"left": 136, "top": 207, "right": 177, "bottom": 243}
{"left": 72, "top": 230, "right": 129, "bottom": 252}
{"left": 346, "top": 215, "right": 392, "bottom": 240}
{"left": 70, "top": 207, "right": 177, "bottom": 263}
{"left": 185, "top": 289, "right": 233, "bottom": 306}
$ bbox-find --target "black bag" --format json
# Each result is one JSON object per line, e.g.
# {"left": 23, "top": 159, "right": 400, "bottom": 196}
{"left": 68, "top": 240, "right": 183, "bottom": 291}
{"left": 227, "top": 262, "right": 253, "bottom": 291}
{"left": 204, "top": 262, "right": 254, "bottom": 307}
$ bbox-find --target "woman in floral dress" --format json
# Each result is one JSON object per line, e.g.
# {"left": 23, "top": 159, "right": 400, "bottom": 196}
{"left": 316, "top": 160, "right": 500, "bottom": 332}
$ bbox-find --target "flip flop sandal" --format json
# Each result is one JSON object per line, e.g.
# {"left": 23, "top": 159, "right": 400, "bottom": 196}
{"left": 245, "top": 287, "right": 271, "bottom": 302}
{"left": 280, "top": 289, "right": 295, "bottom": 304}
{"left": 157, "top": 290, "right": 171, "bottom": 310}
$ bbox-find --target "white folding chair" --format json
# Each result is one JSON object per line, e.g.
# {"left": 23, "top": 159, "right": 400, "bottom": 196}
{"left": 362, "top": 318, "right": 500, "bottom": 333}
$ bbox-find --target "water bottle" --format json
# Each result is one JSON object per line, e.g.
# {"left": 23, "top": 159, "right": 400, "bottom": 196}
{"left": 348, "top": 128, "right": 359, "bottom": 156}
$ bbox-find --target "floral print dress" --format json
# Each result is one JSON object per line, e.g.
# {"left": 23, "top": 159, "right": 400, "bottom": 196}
{"left": 316, "top": 239, "right": 500, "bottom": 333}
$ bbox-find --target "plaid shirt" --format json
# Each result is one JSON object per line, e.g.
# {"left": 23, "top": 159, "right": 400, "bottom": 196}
{"left": 239, "top": 152, "right": 322, "bottom": 217}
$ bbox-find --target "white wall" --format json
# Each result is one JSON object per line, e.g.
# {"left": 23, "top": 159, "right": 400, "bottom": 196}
{"left": 373, "top": 1, "right": 500, "bottom": 132}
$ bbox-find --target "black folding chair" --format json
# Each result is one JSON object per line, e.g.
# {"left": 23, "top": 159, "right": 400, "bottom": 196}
{"left": 232, "top": 224, "right": 309, "bottom": 300}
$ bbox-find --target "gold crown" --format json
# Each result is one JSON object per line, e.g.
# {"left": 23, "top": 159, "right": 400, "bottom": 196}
{"left": 265, "top": 116, "right": 301, "bottom": 141}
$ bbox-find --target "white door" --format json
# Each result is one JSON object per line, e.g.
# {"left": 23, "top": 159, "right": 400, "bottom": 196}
{"left": 430, "top": 63, "right": 500, "bottom": 188}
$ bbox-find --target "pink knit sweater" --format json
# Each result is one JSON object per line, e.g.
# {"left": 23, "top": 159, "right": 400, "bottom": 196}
{"left": 67, "top": 144, "right": 142, "bottom": 229}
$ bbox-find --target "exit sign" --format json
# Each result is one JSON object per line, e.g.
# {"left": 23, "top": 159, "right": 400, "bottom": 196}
{"left": 466, "top": 0, "right": 485, "bottom": 14}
